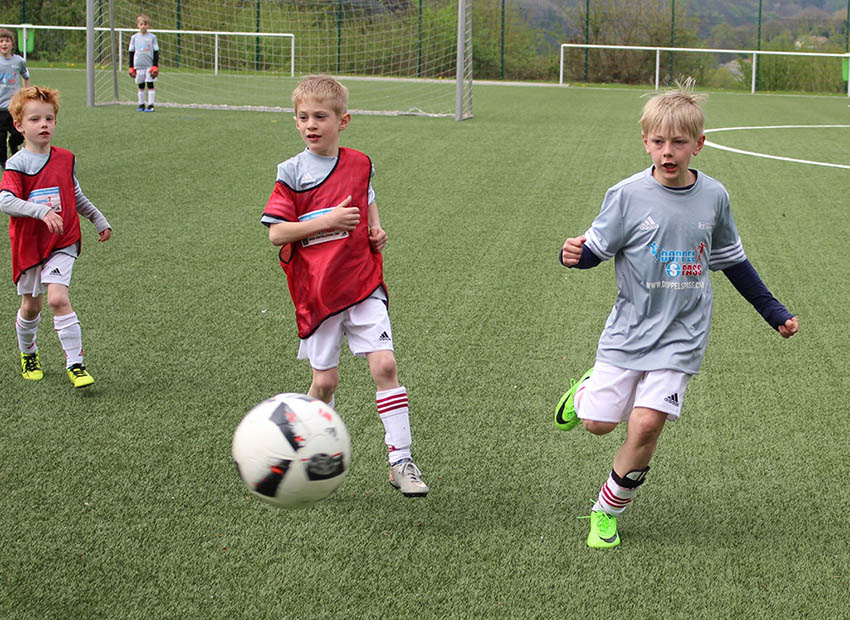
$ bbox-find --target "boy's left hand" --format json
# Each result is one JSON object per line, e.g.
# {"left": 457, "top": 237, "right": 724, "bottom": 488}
{"left": 778, "top": 316, "right": 798, "bottom": 338}
{"left": 368, "top": 226, "right": 387, "bottom": 253}
{"left": 98, "top": 228, "right": 112, "bottom": 242}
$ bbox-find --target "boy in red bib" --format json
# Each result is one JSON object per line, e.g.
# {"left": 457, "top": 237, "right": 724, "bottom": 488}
{"left": 0, "top": 87, "right": 111, "bottom": 387}
{"left": 261, "top": 76, "right": 428, "bottom": 497}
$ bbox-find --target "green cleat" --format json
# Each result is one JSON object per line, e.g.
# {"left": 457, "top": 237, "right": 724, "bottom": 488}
{"left": 555, "top": 368, "right": 593, "bottom": 431}
{"left": 586, "top": 510, "right": 620, "bottom": 549}
{"left": 21, "top": 351, "right": 43, "bottom": 381}
{"left": 67, "top": 363, "right": 95, "bottom": 388}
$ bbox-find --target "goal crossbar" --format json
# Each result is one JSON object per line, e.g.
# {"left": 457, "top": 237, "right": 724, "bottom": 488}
{"left": 1, "top": 23, "right": 295, "bottom": 78}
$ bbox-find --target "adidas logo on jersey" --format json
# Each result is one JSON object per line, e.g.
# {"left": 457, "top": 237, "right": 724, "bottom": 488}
{"left": 378, "top": 331, "right": 391, "bottom": 342}
{"left": 664, "top": 393, "right": 680, "bottom": 407}
{"left": 639, "top": 216, "right": 658, "bottom": 231}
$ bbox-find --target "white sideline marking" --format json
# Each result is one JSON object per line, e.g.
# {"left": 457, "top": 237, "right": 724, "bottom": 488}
{"left": 703, "top": 125, "right": 850, "bottom": 170}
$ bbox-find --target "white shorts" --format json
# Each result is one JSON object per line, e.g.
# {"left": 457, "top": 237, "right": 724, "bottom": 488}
{"left": 577, "top": 361, "right": 692, "bottom": 423}
{"left": 16, "top": 251, "right": 76, "bottom": 297}
{"left": 135, "top": 68, "right": 157, "bottom": 85}
{"left": 297, "top": 291, "right": 393, "bottom": 370}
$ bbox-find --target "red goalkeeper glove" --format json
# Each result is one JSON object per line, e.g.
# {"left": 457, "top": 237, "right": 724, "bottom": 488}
{"left": 128, "top": 67, "right": 136, "bottom": 78}
{"left": 149, "top": 66, "right": 158, "bottom": 78}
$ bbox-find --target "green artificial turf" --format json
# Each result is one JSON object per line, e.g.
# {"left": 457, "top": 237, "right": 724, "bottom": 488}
{"left": 1, "top": 69, "right": 847, "bottom": 619}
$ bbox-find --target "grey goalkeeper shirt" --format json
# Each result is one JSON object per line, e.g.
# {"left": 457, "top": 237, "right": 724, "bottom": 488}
{"left": 583, "top": 167, "right": 745, "bottom": 374}
{"left": 129, "top": 32, "right": 159, "bottom": 69}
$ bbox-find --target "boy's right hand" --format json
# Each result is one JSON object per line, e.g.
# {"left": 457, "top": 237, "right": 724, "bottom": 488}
{"left": 128, "top": 67, "right": 137, "bottom": 77}
{"left": 561, "top": 236, "right": 586, "bottom": 267}
{"left": 42, "top": 210, "right": 64, "bottom": 236}
{"left": 326, "top": 195, "right": 360, "bottom": 232}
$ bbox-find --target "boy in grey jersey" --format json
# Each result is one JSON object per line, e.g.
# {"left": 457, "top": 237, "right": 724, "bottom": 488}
{"left": 555, "top": 80, "right": 798, "bottom": 549}
{"left": 0, "top": 28, "right": 30, "bottom": 167}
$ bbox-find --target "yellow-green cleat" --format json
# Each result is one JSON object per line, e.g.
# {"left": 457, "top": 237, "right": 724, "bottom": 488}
{"left": 586, "top": 510, "right": 620, "bottom": 549}
{"left": 21, "top": 351, "right": 44, "bottom": 381}
{"left": 555, "top": 368, "right": 593, "bottom": 431}
{"left": 67, "top": 363, "right": 94, "bottom": 388}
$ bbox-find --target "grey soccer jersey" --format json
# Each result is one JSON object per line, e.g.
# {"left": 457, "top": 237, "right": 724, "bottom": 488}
{"left": 583, "top": 167, "right": 745, "bottom": 374}
{"left": 0, "top": 54, "right": 29, "bottom": 109}
{"left": 260, "top": 148, "right": 375, "bottom": 225}
{"left": 129, "top": 32, "right": 159, "bottom": 69}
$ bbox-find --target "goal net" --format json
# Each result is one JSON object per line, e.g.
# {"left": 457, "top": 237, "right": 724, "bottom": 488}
{"left": 87, "top": 0, "right": 473, "bottom": 119}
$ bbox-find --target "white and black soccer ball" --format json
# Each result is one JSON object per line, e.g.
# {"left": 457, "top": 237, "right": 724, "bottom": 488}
{"left": 232, "top": 393, "right": 352, "bottom": 508}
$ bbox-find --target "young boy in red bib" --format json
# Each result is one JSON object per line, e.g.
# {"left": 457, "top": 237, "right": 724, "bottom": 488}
{"left": 261, "top": 76, "right": 428, "bottom": 497}
{"left": 0, "top": 86, "right": 111, "bottom": 387}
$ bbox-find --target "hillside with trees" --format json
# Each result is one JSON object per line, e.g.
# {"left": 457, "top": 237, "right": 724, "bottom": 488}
{"left": 1, "top": 0, "right": 847, "bottom": 92}
{"left": 506, "top": 0, "right": 849, "bottom": 91}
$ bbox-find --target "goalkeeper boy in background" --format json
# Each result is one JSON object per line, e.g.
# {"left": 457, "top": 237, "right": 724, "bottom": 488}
{"left": 555, "top": 79, "right": 798, "bottom": 549}
{"left": 128, "top": 13, "right": 159, "bottom": 112}
{"left": 260, "top": 76, "right": 429, "bottom": 498}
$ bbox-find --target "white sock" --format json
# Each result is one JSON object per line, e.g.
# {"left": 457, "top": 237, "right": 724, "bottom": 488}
{"left": 16, "top": 310, "right": 40, "bottom": 354}
{"left": 54, "top": 312, "right": 83, "bottom": 367}
{"left": 147, "top": 89, "right": 156, "bottom": 106}
{"left": 138, "top": 89, "right": 145, "bottom": 105}
{"left": 377, "top": 386, "right": 412, "bottom": 464}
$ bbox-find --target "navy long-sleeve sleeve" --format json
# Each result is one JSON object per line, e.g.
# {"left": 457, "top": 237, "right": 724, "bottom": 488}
{"left": 723, "top": 259, "right": 793, "bottom": 330}
{"left": 559, "top": 244, "right": 602, "bottom": 269}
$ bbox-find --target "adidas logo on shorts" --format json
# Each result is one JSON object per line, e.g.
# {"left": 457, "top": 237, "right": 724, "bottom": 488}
{"left": 378, "top": 331, "right": 391, "bottom": 342}
{"left": 50, "top": 267, "right": 62, "bottom": 276}
{"left": 664, "top": 393, "right": 680, "bottom": 408}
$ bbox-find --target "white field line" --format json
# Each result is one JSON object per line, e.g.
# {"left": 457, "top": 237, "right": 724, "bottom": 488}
{"left": 703, "top": 125, "right": 850, "bottom": 170}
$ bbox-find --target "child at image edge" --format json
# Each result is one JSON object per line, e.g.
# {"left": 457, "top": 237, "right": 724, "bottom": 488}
{"left": 0, "top": 28, "right": 30, "bottom": 167}
{"left": 555, "top": 80, "right": 798, "bottom": 549}
{"left": 0, "top": 86, "right": 112, "bottom": 387}
{"left": 261, "top": 76, "right": 428, "bottom": 497}
{"left": 128, "top": 14, "right": 159, "bottom": 112}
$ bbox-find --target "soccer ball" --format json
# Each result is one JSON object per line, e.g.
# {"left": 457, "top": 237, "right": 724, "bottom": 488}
{"left": 232, "top": 393, "right": 352, "bottom": 508}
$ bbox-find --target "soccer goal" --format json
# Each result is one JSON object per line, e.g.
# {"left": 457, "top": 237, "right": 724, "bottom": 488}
{"left": 86, "top": 0, "right": 473, "bottom": 119}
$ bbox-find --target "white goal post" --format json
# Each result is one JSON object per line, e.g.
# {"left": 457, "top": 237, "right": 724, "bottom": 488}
{"left": 559, "top": 43, "right": 850, "bottom": 97}
{"left": 86, "top": 0, "right": 473, "bottom": 119}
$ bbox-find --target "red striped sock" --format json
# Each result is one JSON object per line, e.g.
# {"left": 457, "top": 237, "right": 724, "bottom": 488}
{"left": 377, "top": 386, "right": 411, "bottom": 463}
{"left": 593, "top": 473, "right": 636, "bottom": 515}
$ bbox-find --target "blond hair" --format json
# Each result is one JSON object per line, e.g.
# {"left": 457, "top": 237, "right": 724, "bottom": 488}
{"left": 640, "top": 77, "right": 707, "bottom": 141}
{"left": 291, "top": 75, "right": 348, "bottom": 116}
{"left": 136, "top": 13, "right": 151, "bottom": 26}
{"left": 9, "top": 86, "right": 60, "bottom": 123}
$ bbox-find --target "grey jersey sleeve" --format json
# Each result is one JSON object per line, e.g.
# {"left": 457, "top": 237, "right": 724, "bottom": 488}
{"left": 707, "top": 187, "right": 745, "bottom": 270}
{"left": 17, "top": 56, "right": 29, "bottom": 80}
{"left": 0, "top": 190, "right": 51, "bottom": 219}
{"left": 75, "top": 183, "right": 111, "bottom": 232}
{"left": 584, "top": 186, "right": 626, "bottom": 261}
